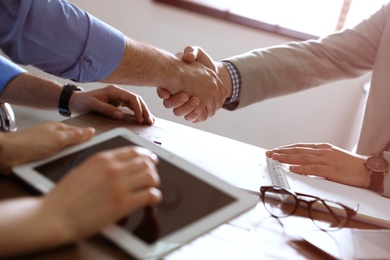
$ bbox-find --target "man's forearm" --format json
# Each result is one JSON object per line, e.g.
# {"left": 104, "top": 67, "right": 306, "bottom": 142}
{"left": 0, "top": 73, "right": 62, "bottom": 109}
{"left": 102, "top": 37, "right": 230, "bottom": 119}
{"left": 101, "top": 37, "right": 181, "bottom": 92}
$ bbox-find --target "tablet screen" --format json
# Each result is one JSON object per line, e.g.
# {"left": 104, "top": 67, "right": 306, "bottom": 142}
{"left": 34, "top": 136, "right": 236, "bottom": 244}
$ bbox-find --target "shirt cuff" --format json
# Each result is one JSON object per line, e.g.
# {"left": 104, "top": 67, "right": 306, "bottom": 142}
{"left": 61, "top": 13, "right": 125, "bottom": 82}
{"left": 222, "top": 60, "right": 241, "bottom": 107}
{"left": 0, "top": 56, "right": 27, "bottom": 93}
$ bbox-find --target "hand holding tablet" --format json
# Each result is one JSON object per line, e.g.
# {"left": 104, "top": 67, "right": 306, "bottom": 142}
{"left": 42, "top": 145, "right": 162, "bottom": 242}
{"left": 1, "top": 129, "right": 161, "bottom": 258}
{"left": 13, "top": 127, "right": 257, "bottom": 259}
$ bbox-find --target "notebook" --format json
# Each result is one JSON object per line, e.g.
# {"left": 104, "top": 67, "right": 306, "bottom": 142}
{"left": 142, "top": 124, "right": 390, "bottom": 228}
{"left": 264, "top": 157, "right": 390, "bottom": 228}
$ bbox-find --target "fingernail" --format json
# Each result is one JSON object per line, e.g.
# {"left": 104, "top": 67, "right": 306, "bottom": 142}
{"left": 114, "top": 111, "right": 122, "bottom": 118}
{"left": 191, "top": 100, "right": 199, "bottom": 107}
{"left": 179, "top": 95, "right": 188, "bottom": 103}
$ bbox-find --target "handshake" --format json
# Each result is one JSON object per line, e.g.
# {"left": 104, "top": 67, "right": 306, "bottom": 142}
{"left": 156, "top": 46, "right": 234, "bottom": 123}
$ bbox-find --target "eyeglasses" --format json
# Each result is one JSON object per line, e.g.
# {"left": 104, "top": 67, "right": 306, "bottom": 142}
{"left": 257, "top": 186, "right": 359, "bottom": 231}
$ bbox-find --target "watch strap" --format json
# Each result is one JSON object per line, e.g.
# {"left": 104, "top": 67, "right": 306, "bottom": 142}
{"left": 382, "top": 152, "right": 390, "bottom": 197}
{"left": 58, "top": 84, "right": 83, "bottom": 117}
{"left": 368, "top": 171, "right": 386, "bottom": 193}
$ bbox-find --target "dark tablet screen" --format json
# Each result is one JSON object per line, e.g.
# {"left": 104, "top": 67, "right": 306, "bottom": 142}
{"left": 34, "top": 136, "right": 236, "bottom": 244}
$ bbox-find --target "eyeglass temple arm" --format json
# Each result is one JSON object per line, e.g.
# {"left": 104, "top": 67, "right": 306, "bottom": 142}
{"left": 320, "top": 199, "right": 345, "bottom": 227}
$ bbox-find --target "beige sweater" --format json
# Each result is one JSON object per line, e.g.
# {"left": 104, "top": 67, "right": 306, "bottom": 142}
{"left": 225, "top": 3, "right": 390, "bottom": 196}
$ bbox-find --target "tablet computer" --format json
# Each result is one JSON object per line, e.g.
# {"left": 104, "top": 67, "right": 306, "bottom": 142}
{"left": 12, "top": 127, "right": 257, "bottom": 259}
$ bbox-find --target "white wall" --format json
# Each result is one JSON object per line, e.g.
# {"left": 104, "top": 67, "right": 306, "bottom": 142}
{"left": 11, "top": 0, "right": 370, "bottom": 150}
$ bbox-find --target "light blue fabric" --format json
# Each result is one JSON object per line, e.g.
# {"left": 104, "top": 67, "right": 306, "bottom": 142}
{"left": 0, "top": 0, "right": 125, "bottom": 83}
{"left": 0, "top": 55, "right": 26, "bottom": 93}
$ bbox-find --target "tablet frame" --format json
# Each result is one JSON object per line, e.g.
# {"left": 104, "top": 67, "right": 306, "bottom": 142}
{"left": 12, "top": 127, "right": 257, "bottom": 259}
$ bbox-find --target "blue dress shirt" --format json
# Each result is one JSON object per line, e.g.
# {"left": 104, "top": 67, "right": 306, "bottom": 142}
{"left": 0, "top": 0, "right": 125, "bottom": 92}
{"left": 0, "top": 56, "right": 26, "bottom": 93}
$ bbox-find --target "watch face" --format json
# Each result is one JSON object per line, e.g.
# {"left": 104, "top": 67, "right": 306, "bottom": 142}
{"left": 366, "top": 156, "right": 389, "bottom": 172}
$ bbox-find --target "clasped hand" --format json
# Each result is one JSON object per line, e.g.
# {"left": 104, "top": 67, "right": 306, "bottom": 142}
{"left": 157, "top": 46, "right": 232, "bottom": 123}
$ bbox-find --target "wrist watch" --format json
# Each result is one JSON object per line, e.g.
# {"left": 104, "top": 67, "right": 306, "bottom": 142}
{"left": 58, "top": 84, "right": 84, "bottom": 116}
{"left": 365, "top": 155, "right": 389, "bottom": 193}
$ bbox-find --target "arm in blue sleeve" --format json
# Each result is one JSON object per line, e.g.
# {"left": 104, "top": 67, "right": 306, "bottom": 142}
{"left": 0, "top": 0, "right": 124, "bottom": 82}
{"left": 0, "top": 55, "right": 26, "bottom": 94}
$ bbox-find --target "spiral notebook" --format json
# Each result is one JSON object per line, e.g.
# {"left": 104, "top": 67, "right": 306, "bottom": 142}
{"left": 264, "top": 157, "right": 390, "bottom": 228}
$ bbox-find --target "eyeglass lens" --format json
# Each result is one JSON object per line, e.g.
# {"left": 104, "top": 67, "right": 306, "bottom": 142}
{"left": 262, "top": 188, "right": 349, "bottom": 231}
{"left": 309, "top": 200, "right": 349, "bottom": 230}
{"left": 261, "top": 188, "right": 297, "bottom": 217}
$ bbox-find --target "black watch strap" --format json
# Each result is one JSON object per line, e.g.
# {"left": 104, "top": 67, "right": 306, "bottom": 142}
{"left": 58, "top": 84, "right": 83, "bottom": 117}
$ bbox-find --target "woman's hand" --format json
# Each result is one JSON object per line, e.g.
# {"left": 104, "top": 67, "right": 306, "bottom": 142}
{"left": 266, "top": 143, "right": 371, "bottom": 188}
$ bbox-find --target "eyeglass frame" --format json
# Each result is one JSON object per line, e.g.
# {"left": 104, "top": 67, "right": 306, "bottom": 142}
{"left": 257, "top": 186, "right": 359, "bottom": 231}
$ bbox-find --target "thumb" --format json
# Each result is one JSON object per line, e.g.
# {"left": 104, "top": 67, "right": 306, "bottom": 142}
{"left": 183, "top": 46, "right": 217, "bottom": 72}
{"left": 182, "top": 46, "right": 198, "bottom": 63}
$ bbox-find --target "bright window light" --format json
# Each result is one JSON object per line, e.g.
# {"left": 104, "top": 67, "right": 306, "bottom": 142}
{"left": 156, "top": 0, "right": 390, "bottom": 39}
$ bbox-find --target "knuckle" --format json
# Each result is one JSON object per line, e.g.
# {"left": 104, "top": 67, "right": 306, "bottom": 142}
{"left": 91, "top": 151, "right": 112, "bottom": 162}
{"left": 145, "top": 189, "right": 160, "bottom": 203}
{"left": 72, "top": 127, "right": 87, "bottom": 138}
{"left": 121, "top": 146, "right": 140, "bottom": 157}
{"left": 308, "top": 164, "right": 321, "bottom": 173}
{"left": 144, "top": 171, "right": 159, "bottom": 186}
{"left": 89, "top": 153, "right": 116, "bottom": 171}
{"left": 138, "top": 161, "right": 160, "bottom": 186}
{"left": 151, "top": 171, "right": 161, "bottom": 186}
{"left": 109, "top": 189, "right": 128, "bottom": 209}
{"left": 126, "top": 147, "right": 142, "bottom": 157}
{"left": 105, "top": 84, "right": 119, "bottom": 91}
{"left": 102, "top": 165, "right": 122, "bottom": 180}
